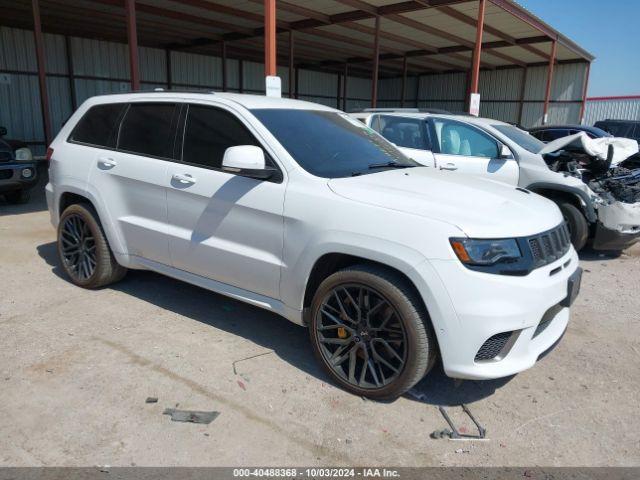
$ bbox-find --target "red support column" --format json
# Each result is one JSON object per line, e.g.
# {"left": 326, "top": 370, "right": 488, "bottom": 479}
{"left": 342, "top": 62, "right": 348, "bottom": 111}
{"left": 400, "top": 55, "right": 407, "bottom": 107}
{"left": 221, "top": 41, "right": 227, "bottom": 91}
{"left": 579, "top": 62, "right": 591, "bottom": 124}
{"left": 32, "top": 0, "right": 52, "bottom": 147}
{"left": 469, "top": 0, "right": 486, "bottom": 98}
{"left": 542, "top": 39, "right": 557, "bottom": 124}
{"left": 371, "top": 15, "right": 381, "bottom": 108}
{"left": 288, "top": 30, "right": 294, "bottom": 98}
{"left": 125, "top": 0, "right": 140, "bottom": 90}
{"left": 264, "top": 0, "right": 277, "bottom": 77}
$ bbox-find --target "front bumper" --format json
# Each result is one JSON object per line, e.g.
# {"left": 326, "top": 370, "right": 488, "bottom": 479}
{"left": 0, "top": 163, "right": 38, "bottom": 192}
{"left": 415, "top": 248, "right": 579, "bottom": 380}
{"left": 592, "top": 222, "right": 640, "bottom": 251}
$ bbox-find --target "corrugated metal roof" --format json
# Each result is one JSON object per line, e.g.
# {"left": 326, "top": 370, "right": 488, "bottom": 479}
{"left": 0, "top": 0, "right": 593, "bottom": 79}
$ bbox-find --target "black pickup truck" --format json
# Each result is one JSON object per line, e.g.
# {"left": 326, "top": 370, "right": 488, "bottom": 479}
{"left": 0, "top": 126, "right": 37, "bottom": 204}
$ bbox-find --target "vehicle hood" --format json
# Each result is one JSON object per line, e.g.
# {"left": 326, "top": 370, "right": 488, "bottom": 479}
{"left": 539, "top": 132, "right": 639, "bottom": 165}
{"left": 328, "top": 168, "right": 563, "bottom": 238}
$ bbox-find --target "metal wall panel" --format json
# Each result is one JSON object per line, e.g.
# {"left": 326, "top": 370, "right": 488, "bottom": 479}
{"left": 347, "top": 76, "right": 371, "bottom": 100}
{"left": 71, "top": 36, "right": 129, "bottom": 79}
{"left": 139, "top": 46, "right": 166, "bottom": 83}
{"left": 523, "top": 65, "right": 547, "bottom": 101}
{"left": 521, "top": 102, "right": 545, "bottom": 127}
{"left": 584, "top": 99, "right": 640, "bottom": 125}
{"left": 0, "top": 27, "right": 37, "bottom": 72}
{"left": 418, "top": 72, "right": 467, "bottom": 101}
{"left": 479, "top": 68, "right": 523, "bottom": 100}
{"left": 0, "top": 74, "right": 42, "bottom": 142}
{"left": 171, "top": 51, "right": 221, "bottom": 87}
{"left": 298, "top": 69, "right": 336, "bottom": 97}
{"left": 552, "top": 62, "right": 587, "bottom": 101}
{"left": 480, "top": 102, "right": 520, "bottom": 124}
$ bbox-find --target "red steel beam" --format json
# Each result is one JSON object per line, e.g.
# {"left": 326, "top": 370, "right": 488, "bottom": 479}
{"left": 125, "top": 0, "right": 140, "bottom": 90}
{"left": 469, "top": 0, "right": 486, "bottom": 95}
{"left": 31, "top": 0, "right": 52, "bottom": 146}
{"left": 579, "top": 62, "right": 591, "bottom": 124}
{"left": 542, "top": 39, "right": 557, "bottom": 124}
{"left": 264, "top": 0, "right": 277, "bottom": 77}
{"left": 517, "top": 66, "right": 527, "bottom": 125}
{"left": 371, "top": 15, "right": 381, "bottom": 108}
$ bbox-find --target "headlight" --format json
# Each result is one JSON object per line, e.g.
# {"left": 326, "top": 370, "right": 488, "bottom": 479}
{"left": 450, "top": 238, "right": 522, "bottom": 266}
{"left": 15, "top": 147, "right": 33, "bottom": 161}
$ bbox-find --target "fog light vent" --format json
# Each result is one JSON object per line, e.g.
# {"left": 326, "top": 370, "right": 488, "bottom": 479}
{"left": 475, "top": 332, "right": 512, "bottom": 361}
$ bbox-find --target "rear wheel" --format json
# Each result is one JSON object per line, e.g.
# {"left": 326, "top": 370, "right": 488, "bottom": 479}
{"left": 309, "top": 264, "right": 436, "bottom": 400}
{"left": 4, "top": 189, "right": 30, "bottom": 204}
{"left": 57, "top": 203, "right": 126, "bottom": 288}
{"left": 556, "top": 201, "right": 588, "bottom": 251}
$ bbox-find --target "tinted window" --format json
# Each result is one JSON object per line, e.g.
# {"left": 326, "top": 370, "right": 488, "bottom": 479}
{"left": 595, "top": 121, "right": 632, "bottom": 137}
{"left": 432, "top": 119, "right": 498, "bottom": 158}
{"left": 69, "top": 104, "right": 125, "bottom": 148}
{"left": 117, "top": 103, "right": 177, "bottom": 158}
{"left": 252, "top": 109, "right": 416, "bottom": 178}
{"left": 377, "top": 115, "right": 431, "bottom": 150}
{"left": 493, "top": 124, "right": 544, "bottom": 153}
{"left": 182, "top": 105, "right": 259, "bottom": 169}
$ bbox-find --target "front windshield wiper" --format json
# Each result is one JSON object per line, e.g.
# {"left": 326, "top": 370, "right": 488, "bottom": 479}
{"left": 368, "top": 161, "right": 414, "bottom": 170}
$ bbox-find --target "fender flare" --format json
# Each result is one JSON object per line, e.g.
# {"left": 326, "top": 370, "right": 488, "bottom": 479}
{"left": 526, "top": 182, "right": 597, "bottom": 223}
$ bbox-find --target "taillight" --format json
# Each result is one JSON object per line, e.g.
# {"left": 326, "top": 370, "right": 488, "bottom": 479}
{"left": 46, "top": 147, "right": 54, "bottom": 162}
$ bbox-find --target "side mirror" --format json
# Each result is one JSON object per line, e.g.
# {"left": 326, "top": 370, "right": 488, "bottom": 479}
{"left": 499, "top": 144, "right": 513, "bottom": 159}
{"left": 0, "top": 126, "right": 6, "bottom": 137}
{"left": 222, "top": 145, "right": 275, "bottom": 180}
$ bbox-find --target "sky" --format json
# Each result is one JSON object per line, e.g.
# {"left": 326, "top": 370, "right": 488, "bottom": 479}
{"left": 517, "top": 0, "right": 640, "bottom": 97}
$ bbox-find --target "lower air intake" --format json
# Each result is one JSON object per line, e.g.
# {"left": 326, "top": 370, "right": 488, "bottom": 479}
{"left": 475, "top": 332, "right": 512, "bottom": 361}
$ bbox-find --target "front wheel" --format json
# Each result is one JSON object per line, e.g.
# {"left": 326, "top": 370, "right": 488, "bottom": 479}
{"left": 309, "top": 264, "right": 436, "bottom": 400}
{"left": 556, "top": 201, "right": 589, "bottom": 251}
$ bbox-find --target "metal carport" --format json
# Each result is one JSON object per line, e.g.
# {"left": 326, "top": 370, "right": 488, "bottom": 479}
{"left": 0, "top": 0, "right": 594, "bottom": 154}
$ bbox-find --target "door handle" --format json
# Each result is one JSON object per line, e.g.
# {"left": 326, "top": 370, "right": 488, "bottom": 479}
{"left": 172, "top": 173, "right": 196, "bottom": 184}
{"left": 440, "top": 163, "right": 458, "bottom": 171}
{"left": 97, "top": 157, "right": 117, "bottom": 168}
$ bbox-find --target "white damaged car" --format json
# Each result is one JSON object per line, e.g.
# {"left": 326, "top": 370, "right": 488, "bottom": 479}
{"left": 352, "top": 110, "right": 640, "bottom": 251}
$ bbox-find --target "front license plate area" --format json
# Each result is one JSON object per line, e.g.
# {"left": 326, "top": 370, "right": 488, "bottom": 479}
{"left": 561, "top": 267, "right": 582, "bottom": 308}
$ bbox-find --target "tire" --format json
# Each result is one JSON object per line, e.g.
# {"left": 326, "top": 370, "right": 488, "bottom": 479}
{"left": 57, "top": 203, "right": 126, "bottom": 288}
{"left": 4, "top": 189, "right": 30, "bottom": 204}
{"left": 308, "top": 264, "right": 436, "bottom": 400}
{"left": 556, "top": 201, "right": 589, "bottom": 251}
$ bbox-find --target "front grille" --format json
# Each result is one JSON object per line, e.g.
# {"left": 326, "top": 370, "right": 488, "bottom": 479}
{"left": 527, "top": 223, "right": 571, "bottom": 269}
{"left": 475, "top": 332, "right": 512, "bottom": 361}
{"left": 0, "top": 169, "right": 12, "bottom": 180}
{"left": 0, "top": 151, "right": 12, "bottom": 163}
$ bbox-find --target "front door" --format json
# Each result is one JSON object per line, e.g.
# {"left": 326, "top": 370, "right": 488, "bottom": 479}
{"left": 429, "top": 117, "right": 519, "bottom": 185}
{"left": 165, "top": 104, "right": 285, "bottom": 299}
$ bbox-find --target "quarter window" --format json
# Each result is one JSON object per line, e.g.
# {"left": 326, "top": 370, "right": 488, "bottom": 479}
{"left": 431, "top": 119, "right": 498, "bottom": 158}
{"left": 69, "top": 104, "right": 126, "bottom": 148}
{"left": 182, "top": 105, "right": 259, "bottom": 169}
{"left": 117, "top": 103, "right": 178, "bottom": 158}
{"left": 377, "top": 115, "right": 431, "bottom": 150}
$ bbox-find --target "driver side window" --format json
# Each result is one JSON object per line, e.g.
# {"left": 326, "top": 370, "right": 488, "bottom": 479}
{"left": 432, "top": 119, "right": 498, "bottom": 158}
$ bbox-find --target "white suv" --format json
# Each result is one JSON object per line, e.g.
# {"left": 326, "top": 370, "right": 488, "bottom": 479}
{"left": 46, "top": 92, "right": 581, "bottom": 399}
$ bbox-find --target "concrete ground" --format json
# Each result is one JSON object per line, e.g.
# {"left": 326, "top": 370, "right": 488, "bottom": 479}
{"left": 1, "top": 175, "right": 639, "bottom": 467}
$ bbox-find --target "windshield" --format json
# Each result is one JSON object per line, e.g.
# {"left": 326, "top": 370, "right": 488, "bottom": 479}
{"left": 252, "top": 109, "right": 418, "bottom": 178}
{"left": 492, "top": 124, "right": 545, "bottom": 154}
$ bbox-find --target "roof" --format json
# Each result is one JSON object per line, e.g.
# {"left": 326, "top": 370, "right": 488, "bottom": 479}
{"left": 84, "top": 91, "right": 338, "bottom": 111}
{"left": 1, "top": 0, "right": 594, "bottom": 78}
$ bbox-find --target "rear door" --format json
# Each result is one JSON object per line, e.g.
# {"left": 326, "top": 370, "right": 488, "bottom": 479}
{"left": 428, "top": 117, "right": 519, "bottom": 185}
{"left": 86, "top": 101, "right": 179, "bottom": 264}
{"left": 371, "top": 114, "right": 436, "bottom": 166}
{"left": 165, "top": 103, "right": 285, "bottom": 299}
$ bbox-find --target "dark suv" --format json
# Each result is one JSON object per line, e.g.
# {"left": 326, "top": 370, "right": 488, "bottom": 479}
{"left": 0, "top": 127, "right": 38, "bottom": 204}
{"left": 593, "top": 119, "right": 640, "bottom": 142}
{"left": 529, "top": 124, "right": 612, "bottom": 143}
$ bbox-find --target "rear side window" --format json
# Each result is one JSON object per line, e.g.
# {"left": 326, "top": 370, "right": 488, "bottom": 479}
{"left": 69, "top": 104, "right": 125, "bottom": 148}
{"left": 377, "top": 115, "right": 431, "bottom": 150}
{"left": 117, "top": 103, "right": 178, "bottom": 159}
{"left": 181, "top": 105, "right": 259, "bottom": 169}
